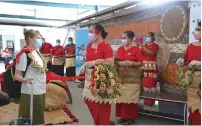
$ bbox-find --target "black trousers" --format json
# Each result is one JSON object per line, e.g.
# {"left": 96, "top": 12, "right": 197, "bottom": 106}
{"left": 46, "top": 62, "right": 52, "bottom": 71}
{"left": 52, "top": 65, "right": 64, "bottom": 76}
{"left": 66, "top": 66, "right": 76, "bottom": 77}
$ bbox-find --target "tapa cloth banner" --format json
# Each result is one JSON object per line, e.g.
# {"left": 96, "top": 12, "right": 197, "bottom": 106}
{"left": 75, "top": 28, "right": 89, "bottom": 74}
{"left": 189, "top": 1, "right": 201, "bottom": 43}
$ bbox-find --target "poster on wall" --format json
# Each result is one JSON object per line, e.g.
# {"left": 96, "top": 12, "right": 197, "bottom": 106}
{"left": 7, "top": 41, "right": 14, "bottom": 48}
{"left": 75, "top": 28, "right": 89, "bottom": 74}
{"left": 189, "top": 1, "right": 201, "bottom": 43}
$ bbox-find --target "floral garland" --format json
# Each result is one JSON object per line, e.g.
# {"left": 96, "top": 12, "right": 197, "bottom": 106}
{"left": 28, "top": 51, "right": 47, "bottom": 73}
{"left": 178, "top": 67, "right": 192, "bottom": 87}
{"left": 89, "top": 63, "right": 121, "bottom": 101}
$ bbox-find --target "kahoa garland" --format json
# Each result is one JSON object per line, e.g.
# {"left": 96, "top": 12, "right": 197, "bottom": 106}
{"left": 89, "top": 63, "right": 121, "bottom": 101}
{"left": 178, "top": 66, "right": 192, "bottom": 87}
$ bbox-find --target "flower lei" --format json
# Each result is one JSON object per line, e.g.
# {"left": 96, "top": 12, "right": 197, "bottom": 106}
{"left": 178, "top": 66, "right": 192, "bottom": 87}
{"left": 177, "top": 65, "right": 198, "bottom": 87}
{"left": 28, "top": 52, "right": 47, "bottom": 73}
{"left": 89, "top": 63, "right": 121, "bottom": 101}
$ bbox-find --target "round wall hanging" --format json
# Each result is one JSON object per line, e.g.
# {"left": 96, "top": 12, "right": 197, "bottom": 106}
{"left": 160, "top": 5, "right": 188, "bottom": 43}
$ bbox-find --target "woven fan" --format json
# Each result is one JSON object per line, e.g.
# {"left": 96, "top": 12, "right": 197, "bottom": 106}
{"left": 160, "top": 5, "right": 188, "bottom": 43}
{"left": 155, "top": 36, "right": 170, "bottom": 72}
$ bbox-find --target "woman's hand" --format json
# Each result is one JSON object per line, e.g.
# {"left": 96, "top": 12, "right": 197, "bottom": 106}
{"left": 14, "top": 70, "right": 33, "bottom": 84}
{"left": 23, "top": 78, "right": 33, "bottom": 84}
{"left": 138, "top": 43, "right": 144, "bottom": 48}
{"left": 117, "top": 60, "right": 139, "bottom": 67}
{"left": 176, "top": 58, "right": 184, "bottom": 67}
{"left": 189, "top": 60, "right": 201, "bottom": 68}
{"left": 79, "top": 64, "right": 85, "bottom": 75}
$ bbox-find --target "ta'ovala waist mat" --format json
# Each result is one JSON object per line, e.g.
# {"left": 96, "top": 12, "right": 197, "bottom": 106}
{"left": 53, "top": 56, "right": 64, "bottom": 65}
{"left": 65, "top": 56, "right": 75, "bottom": 68}
{"left": 42, "top": 54, "right": 52, "bottom": 63}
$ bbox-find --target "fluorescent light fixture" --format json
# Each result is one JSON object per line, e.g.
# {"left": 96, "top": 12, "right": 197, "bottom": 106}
{"left": 141, "top": 0, "right": 171, "bottom": 5}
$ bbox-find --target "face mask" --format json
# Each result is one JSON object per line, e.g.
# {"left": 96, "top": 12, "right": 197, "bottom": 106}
{"left": 57, "top": 43, "right": 60, "bottom": 46}
{"left": 145, "top": 37, "right": 152, "bottom": 43}
{"left": 88, "top": 33, "right": 95, "bottom": 42}
{"left": 121, "top": 39, "right": 128, "bottom": 46}
{"left": 193, "top": 31, "right": 201, "bottom": 40}
{"left": 68, "top": 41, "right": 73, "bottom": 44}
{"left": 35, "top": 39, "right": 42, "bottom": 49}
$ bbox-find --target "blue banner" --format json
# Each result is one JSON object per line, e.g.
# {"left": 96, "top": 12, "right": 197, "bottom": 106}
{"left": 75, "top": 29, "right": 89, "bottom": 73}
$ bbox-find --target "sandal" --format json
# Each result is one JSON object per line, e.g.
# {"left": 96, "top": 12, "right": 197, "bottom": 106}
{"left": 122, "top": 119, "right": 135, "bottom": 125}
{"left": 117, "top": 119, "right": 126, "bottom": 124}
{"left": 109, "top": 121, "right": 115, "bottom": 125}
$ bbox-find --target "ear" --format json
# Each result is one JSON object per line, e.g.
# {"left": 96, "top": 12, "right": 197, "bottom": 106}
{"left": 95, "top": 29, "right": 100, "bottom": 35}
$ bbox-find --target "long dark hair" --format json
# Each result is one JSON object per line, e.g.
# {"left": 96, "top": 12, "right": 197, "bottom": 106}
{"left": 91, "top": 23, "right": 108, "bottom": 39}
{"left": 198, "top": 21, "right": 201, "bottom": 27}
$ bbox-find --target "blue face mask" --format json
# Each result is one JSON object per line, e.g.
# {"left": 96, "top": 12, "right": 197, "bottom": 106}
{"left": 35, "top": 39, "right": 42, "bottom": 49}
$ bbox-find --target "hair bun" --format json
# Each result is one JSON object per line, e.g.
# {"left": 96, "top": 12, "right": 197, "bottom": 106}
{"left": 23, "top": 28, "right": 27, "bottom": 36}
{"left": 104, "top": 31, "right": 108, "bottom": 36}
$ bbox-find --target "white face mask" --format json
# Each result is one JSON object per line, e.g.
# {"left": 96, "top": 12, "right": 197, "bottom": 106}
{"left": 68, "top": 41, "right": 73, "bottom": 44}
{"left": 56, "top": 43, "right": 60, "bottom": 46}
{"left": 121, "top": 39, "right": 128, "bottom": 46}
{"left": 145, "top": 37, "right": 152, "bottom": 43}
{"left": 88, "top": 33, "right": 95, "bottom": 42}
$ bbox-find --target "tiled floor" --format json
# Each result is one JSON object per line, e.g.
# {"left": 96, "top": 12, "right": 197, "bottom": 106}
{"left": 0, "top": 62, "right": 184, "bottom": 125}
{"left": 67, "top": 81, "right": 183, "bottom": 125}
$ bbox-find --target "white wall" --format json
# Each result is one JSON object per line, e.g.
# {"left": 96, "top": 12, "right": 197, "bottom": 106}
{"left": 189, "top": 1, "right": 201, "bottom": 43}
{"left": 0, "top": 25, "right": 68, "bottom": 51}
{"left": 0, "top": 25, "right": 23, "bottom": 51}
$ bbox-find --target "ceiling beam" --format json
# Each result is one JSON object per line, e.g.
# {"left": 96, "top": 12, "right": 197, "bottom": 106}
{"left": 79, "top": 10, "right": 91, "bottom": 15}
{"left": 0, "top": 1, "right": 111, "bottom": 10}
{"left": 79, "top": 1, "right": 177, "bottom": 27}
{"left": 0, "top": 21, "right": 55, "bottom": 27}
{"left": 0, "top": 14, "right": 71, "bottom": 22}
{"left": 60, "top": 1, "right": 139, "bottom": 27}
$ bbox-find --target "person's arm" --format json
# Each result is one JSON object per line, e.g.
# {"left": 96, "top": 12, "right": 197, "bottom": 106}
{"left": 183, "top": 46, "right": 189, "bottom": 62}
{"left": 140, "top": 43, "right": 158, "bottom": 56}
{"left": 0, "top": 90, "right": 7, "bottom": 96}
{"left": 176, "top": 45, "right": 189, "bottom": 66}
{"left": 14, "top": 53, "right": 32, "bottom": 84}
{"left": 85, "top": 43, "right": 114, "bottom": 67}
{"left": 117, "top": 48, "right": 143, "bottom": 68}
{"left": 132, "top": 48, "right": 143, "bottom": 67}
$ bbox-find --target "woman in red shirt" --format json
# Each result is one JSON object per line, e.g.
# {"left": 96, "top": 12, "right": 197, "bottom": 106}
{"left": 0, "top": 64, "right": 10, "bottom": 92}
{"left": 115, "top": 31, "right": 143, "bottom": 125}
{"left": 41, "top": 38, "right": 53, "bottom": 71}
{"left": 82, "top": 23, "right": 114, "bottom": 125}
{"left": 176, "top": 21, "right": 201, "bottom": 125}
{"left": 138, "top": 32, "right": 158, "bottom": 105}
{"left": 51, "top": 39, "right": 65, "bottom": 76}
{"left": 64, "top": 37, "right": 76, "bottom": 77}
